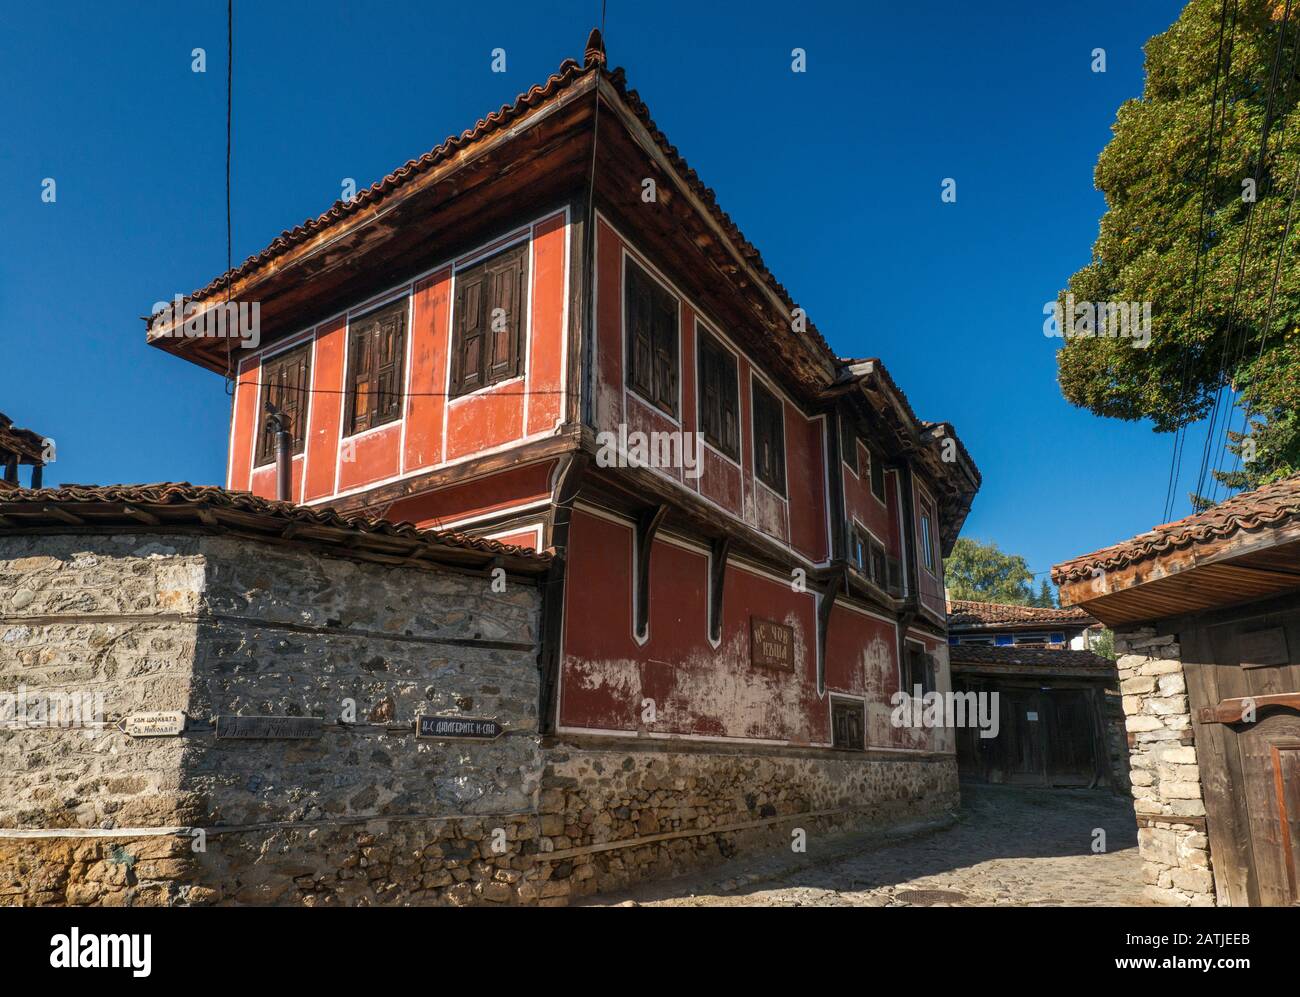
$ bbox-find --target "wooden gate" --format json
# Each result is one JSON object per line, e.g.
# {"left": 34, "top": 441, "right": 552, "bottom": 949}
{"left": 956, "top": 680, "right": 1107, "bottom": 787}
{"left": 1183, "top": 600, "right": 1300, "bottom": 906}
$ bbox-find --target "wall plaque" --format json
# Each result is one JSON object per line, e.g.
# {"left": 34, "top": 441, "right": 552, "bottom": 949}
{"left": 1239, "top": 627, "right": 1289, "bottom": 668}
{"left": 214, "top": 715, "right": 323, "bottom": 739}
{"left": 750, "top": 617, "right": 795, "bottom": 670}
{"left": 416, "top": 715, "right": 503, "bottom": 740}
{"left": 118, "top": 711, "right": 186, "bottom": 737}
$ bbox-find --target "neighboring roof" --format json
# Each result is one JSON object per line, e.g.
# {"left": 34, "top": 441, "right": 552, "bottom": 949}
{"left": 947, "top": 598, "right": 1094, "bottom": 630}
{"left": 0, "top": 412, "right": 46, "bottom": 463}
{"left": 0, "top": 483, "right": 550, "bottom": 575}
{"left": 948, "top": 643, "right": 1115, "bottom": 676}
{"left": 1053, "top": 473, "right": 1300, "bottom": 583}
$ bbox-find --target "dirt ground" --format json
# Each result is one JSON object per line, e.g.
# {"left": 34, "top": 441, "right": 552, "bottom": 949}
{"left": 585, "top": 783, "right": 1144, "bottom": 907}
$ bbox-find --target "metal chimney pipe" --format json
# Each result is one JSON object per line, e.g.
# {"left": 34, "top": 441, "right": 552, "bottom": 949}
{"left": 265, "top": 403, "right": 292, "bottom": 502}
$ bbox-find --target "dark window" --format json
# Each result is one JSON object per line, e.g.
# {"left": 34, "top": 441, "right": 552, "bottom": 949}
{"left": 255, "top": 343, "right": 312, "bottom": 466}
{"left": 850, "top": 525, "right": 867, "bottom": 571}
{"left": 919, "top": 500, "right": 936, "bottom": 572}
{"left": 870, "top": 450, "right": 887, "bottom": 502}
{"left": 902, "top": 644, "right": 936, "bottom": 696}
{"left": 625, "top": 259, "right": 678, "bottom": 415}
{"left": 752, "top": 380, "right": 786, "bottom": 495}
{"left": 451, "top": 243, "right": 528, "bottom": 397}
{"left": 869, "top": 538, "right": 888, "bottom": 589}
{"left": 345, "top": 299, "right": 406, "bottom": 435}
{"left": 697, "top": 330, "right": 739, "bottom": 459}
{"left": 841, "top": 416, "right": 858, "bottom": 474}
{"left": 832, "top": 699, "right": 865, "bottom": 750}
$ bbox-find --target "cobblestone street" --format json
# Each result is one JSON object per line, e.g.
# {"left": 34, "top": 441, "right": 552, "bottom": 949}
{"left": 588, "top": 784, "right": 1144, "bottom": 907}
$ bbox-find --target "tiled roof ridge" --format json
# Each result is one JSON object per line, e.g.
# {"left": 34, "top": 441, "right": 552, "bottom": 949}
{"left": 1052, "top": 473, "right": 1300, "bottom": 583}
{"left": 947, "top": 643, "right": 1115, "bottom": 670}
{"left": 0, "top": 482, "right": 549, "bottom": 562}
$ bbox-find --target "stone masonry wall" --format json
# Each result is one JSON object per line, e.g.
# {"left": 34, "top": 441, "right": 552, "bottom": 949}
{"left": 532, "top": 740, "right": 959, "bottom": 902}
{"left": 1, "top": 531, "right": 959, "bottom": 906}
{"left": 0, "top": 531, "right": 543, "bottom": 906}
{"left": 1115, "top": 626, "right": 1215, "bottom": 907}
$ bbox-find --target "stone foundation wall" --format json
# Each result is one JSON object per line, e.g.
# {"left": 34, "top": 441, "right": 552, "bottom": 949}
{"left": 532, "top": 739, "right": 959, "bottom": 901}
{"left": 1115, "top": 627, "right": 1215, "bottom": 906}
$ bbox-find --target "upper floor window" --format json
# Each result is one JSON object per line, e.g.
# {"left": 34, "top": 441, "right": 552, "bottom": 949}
{"left": 345, "top": 298, "right": 406, "bottom": 435}
{"left": 751, "top": 380, "right": 786, "bottom": 496}
{"left": 841, "top": 417, "right": 858, "bottom": 474}
{"left": 697, "top": 329, "right": 738, "bottom": 459}
{"left": 919, "top": 498, "right": 936, "bottom": 573}
{"left": 451, "top": 243, "right": 528, "bottom": 397}
{"left": 902, "top": 643, "right": 936, "bottom": 695}
{"left": 255, "top": 343, "right": 312, "bottom": 466}
{"left": 625, "top": 258, "right": 678, "bottom": 416}
{"left": 869, "top": 449, "right": 887, "bottom": 502}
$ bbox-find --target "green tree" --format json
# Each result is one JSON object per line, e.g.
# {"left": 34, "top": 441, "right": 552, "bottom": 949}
{"left": 944, "top": 538, "right": 1044, "bottom": 605}
{"left": 1031, "top": 578, "right": 1058, "bottom": 608}
{"left": 1056, "top": 0, "right": 1300, "bottom": 501}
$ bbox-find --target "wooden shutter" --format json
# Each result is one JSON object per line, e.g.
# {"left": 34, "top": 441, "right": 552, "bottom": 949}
{"left": 256, "top": 343, "right": 312, "bottom": 465}
{"left": 347, "top": 299, "right": 406, "bottom": 434}
{"left": 832, "top": 700, "right": 864, "bottom": 750}
{"left": 625, "top": 260, "right": 678, "bottom": 416}
{"left": 626, "top": 264, "right": 654, "bottom": 399}
{"left": 652, "top": 292, "right": 677, "bottom": 413}
{"left": 698, "top": 332, "right": 738, "bottom": 459}
{"left": 486, "top": 245, "right": 525, "bottom": 383}
{"left": 452, "top": 243, "right": 526, "bottom": 397}
{"left": 752, "top": 381, "right": 785, "bottom": 495}
{"left": 452, "top": 268, "right": 486, "bottom": 396}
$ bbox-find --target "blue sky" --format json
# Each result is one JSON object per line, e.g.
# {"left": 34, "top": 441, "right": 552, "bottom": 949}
{"left": 1, "top": 0, "right": 1195, "bottom": 583}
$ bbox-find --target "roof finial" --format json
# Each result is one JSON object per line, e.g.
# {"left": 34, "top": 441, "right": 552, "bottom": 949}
{"left": 584, "top": 27, "right": 606, "bottom": 68}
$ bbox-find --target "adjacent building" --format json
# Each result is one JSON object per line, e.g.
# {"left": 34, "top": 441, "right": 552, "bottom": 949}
{"left": 945, "top": 600, "right": 1124, "bottom": 789}
{"left": 1055, "top": 474, "right": 1300, "bottom": 906}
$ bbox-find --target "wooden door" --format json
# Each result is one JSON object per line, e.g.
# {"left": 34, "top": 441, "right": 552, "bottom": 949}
{"left": 1183, "top": 599, "right": 1300, "bottom": 906}
{"left": 1044, "top": 689, "right": 1097, "bottom": 786}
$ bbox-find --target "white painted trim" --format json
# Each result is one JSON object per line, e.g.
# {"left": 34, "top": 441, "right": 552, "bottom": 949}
{"left": 483, "top": 522, "right": 545, "bottom": 549}
{"left": 306, "top": 427, "right": 562, "bottom": 506}
{"left": 435, "top": 498, "right": 552, "bottom": 531}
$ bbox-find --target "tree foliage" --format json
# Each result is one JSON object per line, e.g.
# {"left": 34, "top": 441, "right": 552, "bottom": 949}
{"left": 1057, "top": 0, "right": 1300, "bottom": 497}
{"left": 944, "top": 538, "right": 1056, "bottom": 606}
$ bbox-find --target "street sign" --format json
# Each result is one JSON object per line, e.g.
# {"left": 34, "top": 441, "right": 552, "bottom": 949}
{"left": 118, "top": 711, "right": 187, "bottom": 737}
{"left": 214, "top": 715, "right": 323, "bottom": 739}
{"left": 416, "top": 715, "right": 503, "bottom": 740}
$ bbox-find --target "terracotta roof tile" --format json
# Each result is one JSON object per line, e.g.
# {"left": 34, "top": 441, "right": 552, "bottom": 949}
{"left": 1052, "top": 473, "right": 1300, "bottom": 584}
{"left": 947, "top": 643, "right": 1115, "bottom": 672}
{"left": 0, "top": 483, "right": 550, "bottom": 569}
{"left": 946, "top": 599, "right": 1094, "bottom": 628}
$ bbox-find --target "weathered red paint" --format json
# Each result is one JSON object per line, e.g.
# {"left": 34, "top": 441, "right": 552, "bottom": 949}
{"left": 227, "top": 210, "right": 568, "bottom": 504}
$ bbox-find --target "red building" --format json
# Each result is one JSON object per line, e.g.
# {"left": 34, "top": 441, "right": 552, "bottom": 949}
{"left": 149, "top": 31, "right": 979, "bottom": 758}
